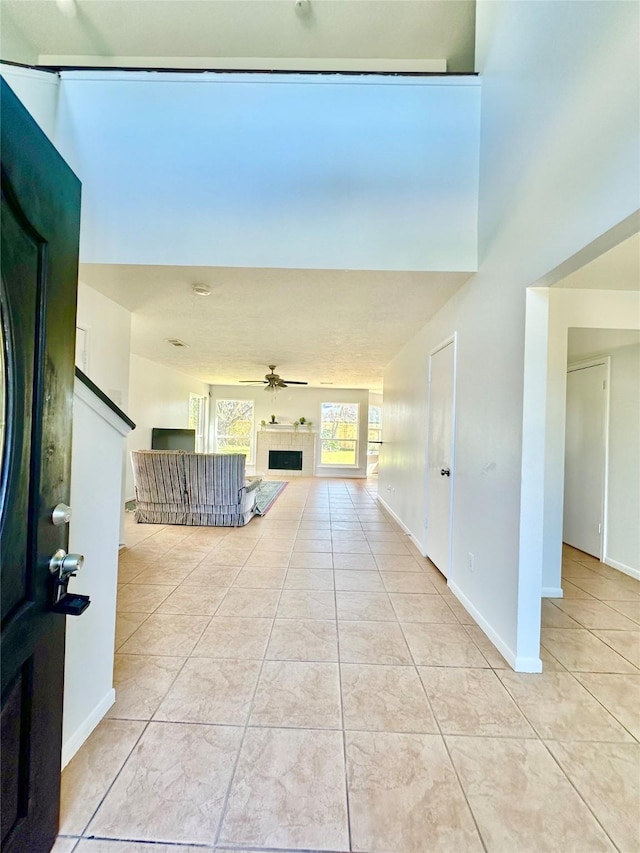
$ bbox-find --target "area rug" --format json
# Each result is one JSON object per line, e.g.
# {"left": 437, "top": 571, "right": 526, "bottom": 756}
{"left": 255, "top": 481, "right": 288, "bottom": 516}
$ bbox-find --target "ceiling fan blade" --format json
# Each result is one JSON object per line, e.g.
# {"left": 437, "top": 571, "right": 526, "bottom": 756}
{"left": 281, "top": 380, "right": 308, "bottom": 385}
{"left": 239, "top": 380, "right": 267, "bottom": 384}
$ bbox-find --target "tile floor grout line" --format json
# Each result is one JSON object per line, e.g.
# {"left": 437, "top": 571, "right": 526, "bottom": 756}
{"left": 211, "top": 568, "right": 285, "bottom": 849}
{"left": 75, "top": 716, "right": 153, "bottom": 839}
{"left": 560, "top": 655, "right": 640, "bottom": 744}
{"left": 538, "top": 733, "right": 624, "bottom": 851}
{"left": 333, "top": 556, "right": 354, "bottom": 853}
{"left": 82, "top": 579, "right": 222, "bottom": 839}
{"left": 63, "top": 491, "right": 640, "bottom": 851}
{"left": 423, "top": 674, "right": 490, "bottom": 853}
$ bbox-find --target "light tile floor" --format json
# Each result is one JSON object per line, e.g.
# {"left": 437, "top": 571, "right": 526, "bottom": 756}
{"left": 55, "top": 478, "right": 640, "bottom": 853}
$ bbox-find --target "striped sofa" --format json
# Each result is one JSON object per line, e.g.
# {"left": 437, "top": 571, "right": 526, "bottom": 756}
{"left": 130, "top": 450, "right": 261, "bottom": 526}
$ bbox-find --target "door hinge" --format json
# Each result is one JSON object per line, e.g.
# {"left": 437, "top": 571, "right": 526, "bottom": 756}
{"left": 598, "top": 522, "right": 602, "bottom": 535}
{"left": 603, "top": 380, "right": 606, "bottom": 390}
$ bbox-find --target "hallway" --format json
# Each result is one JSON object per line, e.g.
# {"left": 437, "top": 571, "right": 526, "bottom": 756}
{"left": 55, "top": 478, "right": 639, "bottom": 852}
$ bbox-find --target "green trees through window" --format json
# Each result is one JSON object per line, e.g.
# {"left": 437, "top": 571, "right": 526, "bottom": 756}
{"left": 215, "top": 399, "right": 254, "bottom": 460}
{"left": 320, "top": 402, "right": 359, "bottom": 465}
{"left": 368, "top": 405, "right": 382, "bottom": 456}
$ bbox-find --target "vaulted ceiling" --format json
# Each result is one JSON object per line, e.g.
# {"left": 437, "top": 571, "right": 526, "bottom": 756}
{"left": 1, "top": 0, "right": 479, "bottom": 392}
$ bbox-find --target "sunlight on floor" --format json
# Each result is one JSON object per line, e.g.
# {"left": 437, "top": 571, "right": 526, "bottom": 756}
{"left": 55, "top": 478, "right": 639, "bottom": 853}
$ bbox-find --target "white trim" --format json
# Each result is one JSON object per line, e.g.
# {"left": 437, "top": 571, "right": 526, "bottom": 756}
{"left": 214, "top": 397, "right": 255, "bottom": 463}
{"left": 61, "top": 688, "right": 115, "bottom": 768}
{"left": 604, "top": 557, "right": 640, "bottom": 581}
{"left": 542, "top": 587, "right": 564, "bottom": 598}
{"left": 425, "top": 334, "right": 457, "bottom": 580}
{"left": 377, "top": 495, "right": 425, "bottom": 555}
{"left": 319, "top": 402, "right": 360, "bottom": 470}
{"left": 58, "top": 69, "right": 483, "bottom": 88}
{"left": 74, "top": 378, "right": 133, "bottom": 437}
{"left": 565, "top": 355, "right": 611, "bottom": 563}
{"left": 448, "top": 581, "right": 542, "bottom": 673}
{"left": 0, "top": 63, "right": 59, "bottom": 85}
{"left": 75, "top": 323, "right": 90, "bottom": 375}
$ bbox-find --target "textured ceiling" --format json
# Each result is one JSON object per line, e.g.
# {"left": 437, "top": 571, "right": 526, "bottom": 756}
{"left": 79, "top": 264, "right": 473, "bottom": 391}
{"left": 0, "top": 0, "right": 476, "bottom": 72}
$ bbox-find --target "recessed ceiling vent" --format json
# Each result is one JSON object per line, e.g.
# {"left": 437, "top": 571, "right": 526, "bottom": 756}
{"left": 166, "top": 339, "right": 188, "bottom": 348}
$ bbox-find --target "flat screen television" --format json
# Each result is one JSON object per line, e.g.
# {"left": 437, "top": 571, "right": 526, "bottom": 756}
{"left": 151, "top": 428, "right": 196, "bottom": 451}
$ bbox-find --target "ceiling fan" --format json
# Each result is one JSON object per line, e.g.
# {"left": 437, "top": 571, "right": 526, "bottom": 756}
{"left": 239, "top": 365, "right": 308, "bottom": 390}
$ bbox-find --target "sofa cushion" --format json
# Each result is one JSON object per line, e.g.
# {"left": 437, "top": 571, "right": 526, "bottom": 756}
{"left": 183, "top": 452, "right": 247, "bottom": 505}
{"left": 131, "top": 450, "right": 186, "bottom": 504}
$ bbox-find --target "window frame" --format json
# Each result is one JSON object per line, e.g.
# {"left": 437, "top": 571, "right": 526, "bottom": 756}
{"left": 214, "top": 398, "right": 255, "bottom": 463}
{"left": 367, "top": 404, "right": 382, "bottom": 456}
{"left": 188, "top": 392, "right": 208, "bottom": 453}
{"left": 318, "top": 401, "right": 360, "bottom": 468}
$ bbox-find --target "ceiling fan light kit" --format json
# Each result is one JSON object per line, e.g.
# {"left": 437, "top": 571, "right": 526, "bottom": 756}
{"left": 239, "top": 365, "right": 308, "bottom": 392}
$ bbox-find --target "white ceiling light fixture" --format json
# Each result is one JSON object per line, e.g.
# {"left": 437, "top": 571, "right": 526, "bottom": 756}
{"left": 191, "top": 283, "right": 211, "bottom": 297}
{"left": 55, "top": 0, "right": 77, "bottom": 19}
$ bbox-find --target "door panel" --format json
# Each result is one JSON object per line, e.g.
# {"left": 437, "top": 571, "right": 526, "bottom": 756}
{"left": 563, "top": 362, "right": 607, "bottom": 558}
{"left": 1, "top": 78, "right": 81, "bottom": 852}
{"left": 1, "top": 185, "right": 39, "bottom": 622}
{"left": 426, "top": 342, "right": 455, "bottom": 576}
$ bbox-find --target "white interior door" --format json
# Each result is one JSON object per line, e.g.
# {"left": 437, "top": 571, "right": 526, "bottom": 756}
{"left": 563, "top": 361, "right": 608, "bottom": 558}
{"left": 426, "top": 341, "right": 455, "bottom": 577}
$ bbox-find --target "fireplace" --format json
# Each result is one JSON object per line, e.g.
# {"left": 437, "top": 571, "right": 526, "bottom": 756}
{"left": 269, "top": 450, "right": 303, "bottom": 471}
{"left": 256, "top": 429, "right": 316, "bottom": 477}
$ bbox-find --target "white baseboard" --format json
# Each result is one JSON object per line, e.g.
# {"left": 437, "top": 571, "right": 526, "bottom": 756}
{"left": 513, "top": 655, "right": 544, "bottom": 673}
{"left": 61, "top": 688, "right": 115, "bottom": 769}
{"left": 448, "top": 581, "right": 542, "bottom": 672}
{"left": 376, "top": 496, "right": 425, "bottom": 556}
{"left": 541, "top": 587, "right": 564, "bottom": 598}
{"left": 604, "top": 557, "right": 640, "bottom": 581}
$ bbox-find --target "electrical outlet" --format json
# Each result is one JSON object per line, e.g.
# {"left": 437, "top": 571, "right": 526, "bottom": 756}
{"left": 468, "top": 552, "right": 475, "bottom": 572}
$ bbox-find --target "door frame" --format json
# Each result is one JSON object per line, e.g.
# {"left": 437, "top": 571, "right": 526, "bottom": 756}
{"left": 565, "top": 354, "right": 611, "bottom": 561}
{"left": 424, "top": 333, "right": 458, "bottom": 581}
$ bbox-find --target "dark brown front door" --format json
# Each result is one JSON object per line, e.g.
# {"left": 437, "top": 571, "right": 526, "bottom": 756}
{"left": 1, "top": 78, "right": 81, "bottom": 852}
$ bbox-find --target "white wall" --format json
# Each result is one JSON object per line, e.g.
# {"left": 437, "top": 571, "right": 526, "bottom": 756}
{"left": 209, "top": 384, "right": 370, "bottom": 478}
{"left": 530, "top": 289, "right": 640, "bottom": 599}
{"left": 56, "top": 71, "right": 480, "bottom": 272}
{"left": 606, "top": 343, "right": 640, "bottom": 575}
{"left": 76, "top": 282, "right": 132, "bottom": 409}
{"left": 0, "top": 64, "right": 59, "bottom": 141}
{"left": 65, "top": 378, "right": 133, "bottom": 765}
{"left": 380, "top": 0, "right": 640, "bottom": 671}
{"left": 126, "top": 355, "right": 210, "bottom": 499}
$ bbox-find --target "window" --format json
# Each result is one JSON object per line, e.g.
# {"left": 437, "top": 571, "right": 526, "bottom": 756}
{"left": 214, "top": 399, "right": 254, "bottom": 460}
{"left": 320, "top": 402, "right": 359, "bottom": 466}
{"left": 188, "top": 393, "right": 208, "bottom": 452}
{"left": 368, "top": 405, "right": 382, "bottom": 456}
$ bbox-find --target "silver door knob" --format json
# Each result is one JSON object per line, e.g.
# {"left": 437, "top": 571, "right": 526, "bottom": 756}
{"left": 49, "top": 549, "right": 85, "bottom": 577}
{"left": 440, "top": 468, "right": 451, "bottom": 477}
